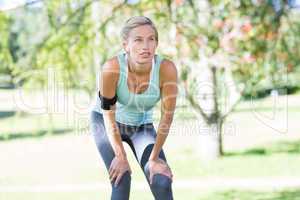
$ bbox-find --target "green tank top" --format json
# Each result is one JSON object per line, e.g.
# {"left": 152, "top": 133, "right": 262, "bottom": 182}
{"left": 115, "top": 52, "right": 162, "bottom": 125}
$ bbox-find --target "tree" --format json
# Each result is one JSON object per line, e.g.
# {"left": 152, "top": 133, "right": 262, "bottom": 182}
{"left": 171, "top": 0, "right": 300, "bottom": 159}
{"left": 0, "top": 12, "right": 15, "bottom": 87}
{"left": 2, "top": 0, "right": 299, "bottom": 144}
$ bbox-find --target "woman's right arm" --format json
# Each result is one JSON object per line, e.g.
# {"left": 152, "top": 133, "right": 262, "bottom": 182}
{"left": 99, "top": 58, "right": 126, "bottom": 159}
{"left": 99, "top": 58, "right": 131, "bottom": 186}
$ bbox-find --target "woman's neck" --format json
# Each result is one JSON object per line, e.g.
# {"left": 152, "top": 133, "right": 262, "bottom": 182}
{"left": 127, "top": 56, "right": 152, "bottom": 75}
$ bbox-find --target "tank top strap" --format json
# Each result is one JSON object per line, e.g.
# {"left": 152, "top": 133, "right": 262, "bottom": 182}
{"left": 116, "top": 52, "right": 127, "bottom": 87}
{"left": 152, "top": 54, "right": 163, "bottom": 86}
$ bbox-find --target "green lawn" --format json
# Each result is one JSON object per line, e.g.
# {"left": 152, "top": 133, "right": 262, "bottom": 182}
{"left": 1, "top": 90, "right": 300, "bottom": 199}
{"left": 2, "top": 188, "right": 300, "bottom": 200}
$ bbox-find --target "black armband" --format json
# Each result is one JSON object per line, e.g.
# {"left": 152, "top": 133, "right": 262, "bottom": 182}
{"left": 98, "top": 91, "right": 117, "bottom": 110}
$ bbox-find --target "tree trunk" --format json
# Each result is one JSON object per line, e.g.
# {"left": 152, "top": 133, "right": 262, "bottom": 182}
{"left": 198, "top": 120, "right": 223, "bottom": 161}
{"left": 195, "top": 58, "right": 223, "bottom": 160}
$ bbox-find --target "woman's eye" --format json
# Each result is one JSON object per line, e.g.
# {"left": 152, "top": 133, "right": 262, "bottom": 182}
{"left": 135, "top": 39, "right": 142, "bottom": 42}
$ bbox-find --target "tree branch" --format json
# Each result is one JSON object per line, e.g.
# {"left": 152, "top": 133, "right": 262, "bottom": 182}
{"left": 221, "top": 90, "right": 244, "bottom": 121}
{"left": 29, "top": 0, "right": 99, "bottom": 66}
{"left": 211, "top": 66, "right": 220, "bottom": 122}
{"left": 185, "top": 86, "right": 210, "bottom": 123}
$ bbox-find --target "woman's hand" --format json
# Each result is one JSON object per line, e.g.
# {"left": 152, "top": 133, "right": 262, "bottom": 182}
{"left": 148, "top": 158, "right": 173, "bottom": 184}
{"left": 109, "top": 156, "right": 131, "bottom": 187}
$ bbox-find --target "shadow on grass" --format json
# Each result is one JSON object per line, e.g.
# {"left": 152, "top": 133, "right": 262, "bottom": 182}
{"left": 0, "top": 128, "right": 74, "bottom": 141}
{"left": 0, "top": 111, "right": 31, "bottom": 119}
{"left": 0, "top": 111, "right": 15, "bottom": 119}
{"left": 225, "top": 140, "right": 300, "bottom": 157}
{"left": 208, "top": 189, "right": 300, "bottom": 200}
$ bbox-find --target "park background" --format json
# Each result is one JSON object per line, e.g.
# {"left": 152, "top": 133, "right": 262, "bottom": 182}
{"left": 0, "top": 0, "right": 300, "bottom": 199}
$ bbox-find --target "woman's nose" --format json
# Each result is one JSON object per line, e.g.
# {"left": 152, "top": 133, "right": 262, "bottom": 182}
{"left": 142, "top": 40, "right": 149, "bottom": 49}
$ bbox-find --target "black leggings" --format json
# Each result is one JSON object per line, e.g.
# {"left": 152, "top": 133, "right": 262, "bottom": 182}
{"left": 90, "top": 111, "right": 174, "bottom": 200}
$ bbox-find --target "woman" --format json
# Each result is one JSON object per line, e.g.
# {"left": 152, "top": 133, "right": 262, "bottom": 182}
{"left": 90, "top": 16, "right": 177, "bottom": 200}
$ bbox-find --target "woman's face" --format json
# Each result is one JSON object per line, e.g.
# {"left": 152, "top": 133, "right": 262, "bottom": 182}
{"left": 124, "top": 25, "right": 157, "bottom": 65}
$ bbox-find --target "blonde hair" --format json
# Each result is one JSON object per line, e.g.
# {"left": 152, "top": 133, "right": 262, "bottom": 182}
{"left": 121, "top": 16, "right": 158, "bottom": 42}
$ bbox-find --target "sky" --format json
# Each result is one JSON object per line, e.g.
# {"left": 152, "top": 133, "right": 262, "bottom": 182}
{"left": 1, "top": 0, "right": 299, "bottom": 12}
{"left": 0, "top": 0, "right": 44, "bottom": 11}
{"left": 0, "top": 0, "right": 26, "bottom": 11}
{"left": 0, "top": 0, "right": 141, "bottom": 12}
{"left": 0, "top": 0, "right": 25, "bottom": 7}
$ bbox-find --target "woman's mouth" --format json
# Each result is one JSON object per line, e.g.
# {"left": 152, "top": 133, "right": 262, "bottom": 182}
{"left": 140, "top": 52, "right": 150, "bottom": 57}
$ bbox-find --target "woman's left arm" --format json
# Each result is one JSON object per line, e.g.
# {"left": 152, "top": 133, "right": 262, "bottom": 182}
{"left": 149, "top": 59, "right": 178, "bottom": 161}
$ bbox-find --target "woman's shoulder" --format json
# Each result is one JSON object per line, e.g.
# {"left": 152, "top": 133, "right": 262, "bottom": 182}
{"left": 100, "top": 56, "right": 121, "bottom": 88}
{"left": 102, "top": 56, "right": 120, "bottom": 72}
{"left": 101, "top": 56, "right": 121, "bottom": 82}
{"left": 159, "top": 58, "right": 177, "bottom": 78}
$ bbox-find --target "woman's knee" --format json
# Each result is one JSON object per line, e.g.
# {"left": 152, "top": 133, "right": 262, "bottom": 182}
{"left": 111, "top": 171, "right": 131, "bottom": 200}
{"left": 112, "top": 170, "right": 132, "bottom": 189}
{"left": 151, "top": 174, "right": 172, "bottom": 190}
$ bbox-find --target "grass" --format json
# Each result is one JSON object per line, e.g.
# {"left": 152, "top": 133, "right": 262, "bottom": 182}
{"left": 171, "top": 145, "right": 300, "bottom": 178}
{"left": 1, "top": 89, "right": 300, "bottom": 199}
{"left": 201, "top": 189, "right": 300, "bottom": 200}
{"left": 1, "top": 133, "right": 300, "bottom": 185}
{"left": 0, "top": 112, "right": 73, "bottom": 137}
{"left": 2, "top": 188, "right": 300, "bottom": 200}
